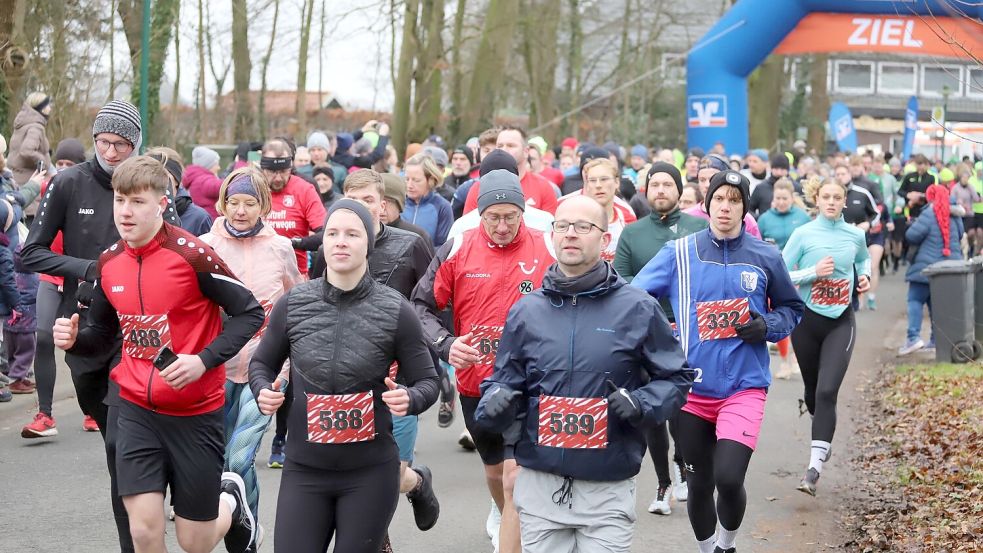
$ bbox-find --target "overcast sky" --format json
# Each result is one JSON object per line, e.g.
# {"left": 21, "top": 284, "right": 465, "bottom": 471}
{"left": 160, "top": 0, "right": 396, "bottom": 110}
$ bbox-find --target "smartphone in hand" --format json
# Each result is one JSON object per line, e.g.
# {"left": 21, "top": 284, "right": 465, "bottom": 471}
{"left": 152, "top": 347, "right": 179, "bottom": 371}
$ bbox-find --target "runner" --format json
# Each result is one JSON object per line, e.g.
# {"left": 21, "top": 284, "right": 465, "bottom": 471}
{"left": 249, "top": 199, "right": 439, "bottom": 552}
{"left": 462, "top": 125, "right": 559, "bottom": 215}
{"left": 849, "top": 156, "right": 887, "bottom": 310}
{"left": 199, "top": 166, "right": 303, "bottom": 527}
{"left": 633, "top": 170, "right": 804, "bottom": 553}
{"left": 412, "top": 169, "right": 555, "bottom": 553}
{"left": 21, "top": 100, "right": 179, "bottom": 551}
{"left": 53, "top": 154, "right": 265, "bottom": 553}
{"left": 474, "top": 195, "right": 691, "bottom": 552}
{"left": 781, "top": 175, "right": 871, "bottom": 495}
{"left": 685, "top": 154, "right": 762, "bottom": 239}
{"left": 614, "top": 161, "right": 708, "bottom": 516}
{"left": 557, "top": 157, "right": 636, "bottom": 261}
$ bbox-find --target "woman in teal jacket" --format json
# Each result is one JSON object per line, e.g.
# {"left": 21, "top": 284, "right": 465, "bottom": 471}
{"left": 757, "top": 178, "right": 811, "bottom": 250}
{"left": 782, "top": 175, "right": 870, "bottom": 497}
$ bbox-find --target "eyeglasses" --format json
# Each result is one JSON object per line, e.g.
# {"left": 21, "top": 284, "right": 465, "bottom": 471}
{"left": 95, "top": 138, "right": 133, "bottom": 154}
{"left": 226, "top": 199, "right": 259, "bottom": 210}
{"left": 585, "top": 176, "right": 616, "bottom": 185}
{"left": 552, "top": 221, "right": 603, "bottom": 234}
{"left": 481, "top": 213, "right": 521, "bottom": 225}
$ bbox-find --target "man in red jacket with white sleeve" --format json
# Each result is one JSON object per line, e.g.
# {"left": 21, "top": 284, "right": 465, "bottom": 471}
{"left": 52, "top": 155, "right": 265, "bottom": 553}
{"left": 412, "top": 168, "right": 555, "bottom": 553}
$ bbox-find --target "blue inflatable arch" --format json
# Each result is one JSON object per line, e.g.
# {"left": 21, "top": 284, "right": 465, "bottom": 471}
{"left": 685, "top": 0, "right": 983, "bottom": 154}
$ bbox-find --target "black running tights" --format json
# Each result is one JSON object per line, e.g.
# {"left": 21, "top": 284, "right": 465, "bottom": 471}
{"left": 645, "top": 415, "right": 684, "bottom": 488}
{"left": 274, "top": 457, "right": 400, "bottom": 552}
{"left": 790, "top": 307, "right": 855, "bottom": 443}
{"left": 677, "top": 412, "right": 753, "bottom": 541}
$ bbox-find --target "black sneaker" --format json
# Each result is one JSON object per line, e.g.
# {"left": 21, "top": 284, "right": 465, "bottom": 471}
{"left": 437, "top": 401, "right": 455, "bottom": 428}
{"left": 406, "top": 465, "right": 439, "bottom": 531}
{"left": 713, "top": 547, "right": 736, "bottom": 553}
{"left": 221, "top": 472, "right": 256, "bottom": 553}
{"left": 796, "top": 467, "right": 820, "bottom": 497}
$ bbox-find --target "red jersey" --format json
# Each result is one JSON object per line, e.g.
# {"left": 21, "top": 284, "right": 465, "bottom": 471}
{"left": 266, "top": 175, "right": 327, "bottom": 273}
{"left": 463, "top": 171, "right": 559, "bottom": 215}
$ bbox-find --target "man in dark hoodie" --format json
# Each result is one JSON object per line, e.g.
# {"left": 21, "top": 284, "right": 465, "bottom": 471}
{"left": 748, "top": 154, "right": 791, "bottom": 219}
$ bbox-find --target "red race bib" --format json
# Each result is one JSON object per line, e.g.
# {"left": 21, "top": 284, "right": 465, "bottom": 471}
{"left": 695, "top": 298, "right": 750, "bottom": 341}
{"left": 118, "top": 314, "right": 172, "bottom": 360}
{"left": 306, "top": 391, "right": 375, "bottom": 444}
{"left": 537, "top": 395, "right": 608, "bottom": 449}
{"left": 471, "top": 324, "right": 504, "bottom": 367}
{"left": 811, "top": 278, "right": 851, "bottom": 306}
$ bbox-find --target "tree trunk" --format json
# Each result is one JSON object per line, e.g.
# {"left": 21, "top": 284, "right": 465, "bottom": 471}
{"left": 205, "top": 2, "right": 232, "bottom": 132}
{"left": 317, "top": 0, "right": 326, "bottom": 115}
{"left": 460, "top": 0, "right": 520, "bottom": 135}
{"left": 561, "top": 0, "right": 582, "bottom": 138}
{"left": 521, "top": 0, "right": 559, "bottom": 140}
{"left": 807, "top": 54, "right": 829, "bottom": 155}
{"left": 231, "top": 0, "right": 253, "bottom": 140}
{"left": 447, "top": 0, "right": 467, "bottom": 141}
{"left": 258, "top": 0, "right": 280, "bottom": 139}
{"left": 0, "top": 0, "right": 30, "bottom": 130}
{"left": 295, "top": 0, "right": 315, "bottom": 132}
{"left": 170, "top": 4, "right": 181, "bottom": 144}
{"left": 109, "top": 0, "right": 117, "bottom": 98}
{"left": 747, "top": 54, "right": 783, "bottom": 151}
{"left": 409, "top": 0, "right": 444, "bottom": 140}
{"left": 195, "top": 0, "right": 206, "bottom": 138}
{"left": 391, "top": 0, "right": 420, "bottom": 159}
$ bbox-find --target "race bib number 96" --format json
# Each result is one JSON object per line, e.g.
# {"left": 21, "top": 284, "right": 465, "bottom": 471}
{"left": 811, "top": 278, "right": 851, "bottom": 306}
{"left": 537, "top": 395, "right": 608, "bottom": 449}
{"left": 306, "top": 391, "right": 375, "bottom": 444}
{"left": 696, "top": 298, "right": 750, "bottom": 341}
{"left": 118, "top": 313, "right": 171, "bottom": 360}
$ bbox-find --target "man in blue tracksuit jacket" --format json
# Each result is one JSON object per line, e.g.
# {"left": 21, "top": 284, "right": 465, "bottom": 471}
{"left": 474, "top": 196, "right": 692, "bottom": 553}
{"left": 633, "top": 170, "right": 804, "bottom": 553}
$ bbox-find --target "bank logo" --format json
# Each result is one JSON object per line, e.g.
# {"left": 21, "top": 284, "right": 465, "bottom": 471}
{"left": 688, "top": 95, "right": 727, "bottom": 128}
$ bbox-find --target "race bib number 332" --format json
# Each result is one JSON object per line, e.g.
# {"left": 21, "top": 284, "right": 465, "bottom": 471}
{"left": 306, "top": 391, "right": 375, "bottom": 444}
{"left": 537, "top": 395, "right": 608, "bottom": 449}
{"left": 695, "top": 298, "right": 750, "bottom": 341}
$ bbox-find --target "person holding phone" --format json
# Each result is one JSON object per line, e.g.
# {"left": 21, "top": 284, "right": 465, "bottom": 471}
{"left": 52, "top": 155, "right": 265, "bottom": 553}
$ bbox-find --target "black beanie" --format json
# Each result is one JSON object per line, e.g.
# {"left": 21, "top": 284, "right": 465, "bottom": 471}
{"left": 646, "top": 162, "right": 683, "bottom": 194}
{"left": 704, "top": 170, "right": 750, "bottom": 217}
{"left": 579, "top": 146, "right": 610, "bottom": 173}
{"left": 479, "top": 149, "right": 518, "bottom": 177}
{"left": 770, "top": 154, "right": 790, "bottom": 171}
{"left": 326, "top": 198, "right": 375, "bottom": 256}
{"left": 452, "top": 145, "right": 474, "bottom": 166}
{"left": 54, "top": 138, "right": 86, "bottom": 164}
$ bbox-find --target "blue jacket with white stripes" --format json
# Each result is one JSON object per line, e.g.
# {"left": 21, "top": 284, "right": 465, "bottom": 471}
{"left": 632, "top": 227, "right": 804, "bottom": 399}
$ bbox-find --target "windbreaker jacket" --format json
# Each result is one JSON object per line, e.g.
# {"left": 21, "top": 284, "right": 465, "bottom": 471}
{"left": 757, "top": 206, "right": 812, "bottom": 251}
{"left": 200, "top": 219, "right": 302, "bottom": 382}
{"left": 905, "top": 204, "right": 965, "bottom": 284}
{"left": 70, "top": 223, "right": 264, "bottom": 415}
{"left": 474, "top": 264, "right": 691, "bottom": 481}
{"left": 181, "top": 164, "right": 222, "bottom": 219}
{"left": 402, "top": 191, "right": 453, "bottom": 249}
{"left": 411, "top": 222, "right": 555, "bottom": 397}
{"left": 632, "top": 227, "right": 804, "bottom": 398}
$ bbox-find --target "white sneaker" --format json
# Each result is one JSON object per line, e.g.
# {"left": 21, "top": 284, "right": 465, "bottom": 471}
{"left": 898, "top": 338, "right": 925, "bottom": 356}
{"left": 647, "top": 486, "right": 671, "bottom": 515}
{"left": 672, "top": 463, "right": 688, "bottom": 502}
{"left": 486, "top": 501, "right": 501, "bottom": 551}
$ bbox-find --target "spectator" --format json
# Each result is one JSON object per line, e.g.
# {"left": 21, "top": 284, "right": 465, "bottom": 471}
{"left": 4, "top": 244, "right": 38, "bottom": 394}
{"left": 7, "top": 92, "right": 52, "bottom": 193}
{"left": 402, "top": 152, "right": 452, "bottom": 248}
{"left": 293, "top": 146, "right": 313, "bottom": 178}
{"left": 312, "top": 166, "right": 338, "bottom": 210}
{"left": 183, "top": 146, "right": 223, "bottom": 218}
{"left": 147, "top": 146, "right": 212, "bottom": 236}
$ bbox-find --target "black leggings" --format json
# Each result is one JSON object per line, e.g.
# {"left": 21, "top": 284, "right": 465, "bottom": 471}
{"left": 645, "top": 415, "right": 684, "bottom": 488}
{"left": 790, "top": 307, "right": 855, "bottom": 443}
{"left": 34, "top": 281, "right": 61, "bottom": 416}
{"left": 274, "top": 457, "right": 400, "bottom": 552}
{"left": 677, "top": 412, "right": 753, "bottom": 541}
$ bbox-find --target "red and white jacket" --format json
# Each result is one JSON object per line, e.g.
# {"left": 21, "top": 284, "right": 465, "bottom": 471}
{"left": 411, "top": 222, "right": 555, "bottom": 397}
{"left": 71, "top": 223, "right": 264, "bottom": 416}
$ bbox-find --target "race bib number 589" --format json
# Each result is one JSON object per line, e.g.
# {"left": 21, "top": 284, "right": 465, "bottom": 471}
{"left": 306, "top": 391, "right": 375, "bottom": 444}
{"left": 695, "top": 298, "right": 750, "bottom": 341}
{"left": 537, "top": 395, "right": 608, "bottom": 449}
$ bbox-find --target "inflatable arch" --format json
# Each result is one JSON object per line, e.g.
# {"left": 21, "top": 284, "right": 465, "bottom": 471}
{"left": 685, "top": 0, "right": 983, "bottom": 154}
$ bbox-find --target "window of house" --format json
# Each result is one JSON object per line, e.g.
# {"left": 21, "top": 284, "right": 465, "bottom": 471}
{"left": 834, "top": 60, "right": 874, "bottom": 94}
{"left": 966, "top": 67, "right": 983, "bottom": 99}
{"left": 921, "top": 65, "right": 963, "bottom": 97}
{"left": 877, "top": 62, "right": 916, "bottom": 94}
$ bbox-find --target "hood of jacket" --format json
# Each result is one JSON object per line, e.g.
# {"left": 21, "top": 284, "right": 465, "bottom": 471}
{"left": 13, "top": 103, "right": 47, "bottom": 131}
{"left": 541, "top": 260, "right": 623, "bottom": 300}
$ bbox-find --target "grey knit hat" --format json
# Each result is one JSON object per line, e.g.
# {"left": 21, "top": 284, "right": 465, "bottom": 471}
{"left": 192, "top": 146, "right": 220, "bottom": 169}
{"left": 307, "top": 131, "right": 330, "bottom": 152}
{"left": 92, "top": 100, "right": 141, "bottom": 148}
{"left": 477, "top": 169, "right": 525, "bottom": 214}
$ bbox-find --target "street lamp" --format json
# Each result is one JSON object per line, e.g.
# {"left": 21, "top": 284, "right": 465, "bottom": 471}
{"left": 940, "top": 84, "right": 950, "bottom": 163}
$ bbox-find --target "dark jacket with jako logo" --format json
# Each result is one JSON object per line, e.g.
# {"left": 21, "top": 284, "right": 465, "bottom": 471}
{"left": 474, "top": 263, "right": 691, "bottom": 481}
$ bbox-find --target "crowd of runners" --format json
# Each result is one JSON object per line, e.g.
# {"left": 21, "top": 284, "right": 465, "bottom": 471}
{"left": 0, "top": 92, "right": 980, "bottom": 553}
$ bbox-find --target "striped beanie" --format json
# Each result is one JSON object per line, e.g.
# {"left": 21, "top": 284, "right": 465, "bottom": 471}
{"left": 92, "top": 100, "right": 141, "bottom": 147}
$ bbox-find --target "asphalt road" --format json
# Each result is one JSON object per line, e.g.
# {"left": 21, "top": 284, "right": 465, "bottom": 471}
{"left": 0, "top": 276, "right": 915, "bottom": 552}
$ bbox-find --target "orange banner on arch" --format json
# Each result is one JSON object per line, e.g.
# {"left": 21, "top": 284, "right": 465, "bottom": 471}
{"left": 774, "top": 13, "right": 983, "bottom": 60}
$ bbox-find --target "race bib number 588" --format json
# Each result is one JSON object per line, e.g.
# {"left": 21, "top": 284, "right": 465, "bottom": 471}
{"left": 695, "top": 298, "right": 750, "bottom": 341}
{"left": 306, "top": 391, "right": 375, "bottom": 444}
{"left": 537, "top": 395, "right": 608, "bottom": 449}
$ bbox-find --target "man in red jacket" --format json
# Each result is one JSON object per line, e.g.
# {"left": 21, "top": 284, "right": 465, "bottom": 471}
{"left": 462, "top": 125, "right": 559, "bottom": 215}
{"left": 53, "top": 155, "right": 265, "bottom": 553}
{"left": 412, "top": 169, "right": 555, "bottom": 553}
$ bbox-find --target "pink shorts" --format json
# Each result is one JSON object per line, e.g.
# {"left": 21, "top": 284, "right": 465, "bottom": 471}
{"left": 681, "top": 388, "right": 767, "bottom": 450}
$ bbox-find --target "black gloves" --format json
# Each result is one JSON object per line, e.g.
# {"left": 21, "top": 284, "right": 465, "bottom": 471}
{"left": 482, "top": 385, "right": 521, "bottom": 418}
{"left": 735, "top": 311, "right": 767, "bottom": 343}
{"left": 606, "top": 380, "right": 642, "bottom": 424}
{"left": 76, "top": 280, "right": 98, "bottom": 308}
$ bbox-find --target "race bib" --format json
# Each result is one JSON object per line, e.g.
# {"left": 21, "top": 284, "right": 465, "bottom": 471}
{"left": 811, "top": 278, "right": 851, "bottom": 306}
{"left": 118, "top": 313, "right": 172, "bottom": 360}
{"left": 537, "top": 395, "right": 608, "bottom": 449}
{"left": 306, "top": 391, "right": 375, "bottom": 444}
{"left": 471, "top": 324, "right": 503, "bottom": 366}
{"left": 695, "top": 298, "right": 750, "bottom": 341}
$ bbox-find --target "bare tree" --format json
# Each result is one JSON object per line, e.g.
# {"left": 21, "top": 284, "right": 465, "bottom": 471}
{"left": 447, "top": 0, "right": 468, "bottom": 140}
{"left": 392, "top": 0, "right": 420, "bottom": 158}
{"left": 409, "top": 0, "right": 444, "bottom": 140}
{"left": 561, "top": 0, "right": 583, "bottom": 138}
{"left": 748, "top": 54, "right": 783, "bottom": 150}
{"left": 295, "top": 0, "right": 315, "bottom": 132}
{"left": 117, "top": 0, "right": 179, "bottom": 143}
{"left": 520, "top": 0, "right": 560, "bottom": 140}
{"left": 231, "top": 0, "right": 253, "bottom": 139}
{"left": 460, "top": 0, "right": 520, "bottom": 135}
{"left": 258, "top": 0, "right": 281, "bottom": 139}
{"left": 807, "top": 54, "right": 829, "bottom": 152}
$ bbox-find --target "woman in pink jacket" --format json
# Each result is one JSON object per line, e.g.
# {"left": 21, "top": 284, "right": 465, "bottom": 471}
{"left": 200, "top": 166, "right": 302, "bottom": 526}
